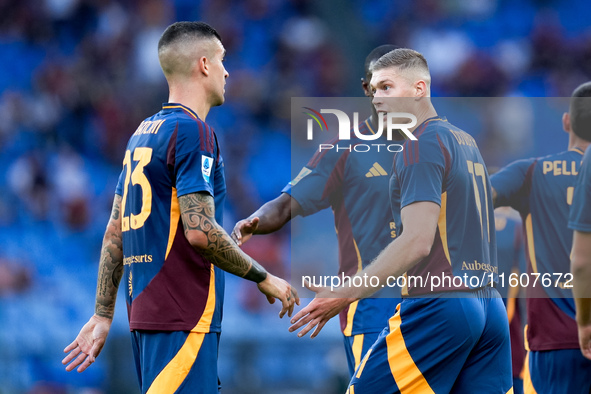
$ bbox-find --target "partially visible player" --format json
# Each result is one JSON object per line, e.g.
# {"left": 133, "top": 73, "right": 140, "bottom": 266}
{"left": 289, "top": 48, "right": 512, "bottom": 393}
{"left": 568, "top": 82, "right": 591, "bottom": 361}
{"left": 231, "top": 45, "right": 401, "bottom": 377}
{"left": 495, "top": 206, "right": 526, "bottom": 394}
{"left": 62, "top": 22, "right": 298, "bottom": 394}
{"left": 492, "top": 82, "right": 591, "bottom": 392}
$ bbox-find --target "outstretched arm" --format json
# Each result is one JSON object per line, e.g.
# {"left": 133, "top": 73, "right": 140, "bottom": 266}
{"left": 289, "top": 201, "right": 439, "bottom": 338}
{"left": 179, "top": 192, "right": 298, "bottom": 314}
{"left": 231, "top": 193, "right": 301, "bottom": 246}
{"left": 63, "top": 194, "right": 124, "bottom": 372}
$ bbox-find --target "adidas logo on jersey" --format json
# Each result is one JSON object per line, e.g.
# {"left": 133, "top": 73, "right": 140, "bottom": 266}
{"left": 366, "top": 162, "right": 388, "bottom": 177}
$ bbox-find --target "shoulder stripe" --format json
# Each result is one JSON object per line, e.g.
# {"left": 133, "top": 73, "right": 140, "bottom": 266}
{"left": 308, "top": 135, "right": 340, "bottom": 168}
{"left": 437, "top": 134, "right": 452, "bottom": 182}
{"left": 321, "top": 150, "right": 350, "bottom": 200}
{"left": 196, "top": 121, "right": 206, "bottom": 151}
{"left": 414, "top": 121, "right": 429, "bottom": 139}
{"left": 403, "top": 140, "right": 409, "bottom": 166}
{"left": 209, "top": 126, "right": 215, "bottom": 154}
{"left": 214, "top": 133, "right": 221, "bottom": 163}
{"left": 204, "top": 124, "right": 212, "bottom": 154}
{"left": 166, "top": 122, "right": 179, "bottom": 177}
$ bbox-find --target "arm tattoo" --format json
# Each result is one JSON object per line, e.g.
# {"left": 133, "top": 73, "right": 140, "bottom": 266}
{"left": 95, "top": 195, "right": 124, "bottom": 319}
{"left": 179, "top": 192, "right": 268, "bottom": 283}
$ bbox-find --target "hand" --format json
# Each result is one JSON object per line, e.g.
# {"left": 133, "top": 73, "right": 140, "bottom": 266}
{"left": 257, "top": 273, "right": 300, "bottom": 318}
{"left": 62, "top": 315, "right": 112, "bottom": 372}
{"left": 578, "top": 324, "right": 591, "bottom": 360}
{"left": 231, "top": 217, "right": 259, "bottom": 246}
{"left": 289, "top": 281, "right": 354, "bottom": 338}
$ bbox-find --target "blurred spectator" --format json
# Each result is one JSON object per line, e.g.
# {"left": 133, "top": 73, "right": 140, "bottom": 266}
{"left": 51, "top": 146, "right": 91, "bottom": 230}
{"left": 7, "top": 150, "right": 51, "bottom": 220}
{"left": 0, "top": 257, "right": 32, "bottom": 296}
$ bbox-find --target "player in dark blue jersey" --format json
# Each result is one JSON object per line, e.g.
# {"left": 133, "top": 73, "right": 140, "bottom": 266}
{"left": 231, "top": 45, "right": 401, "bottom": 377}
{"left": 495, "top": 206, "right": 526, "bottom": 394}
{"left": 492, "top": 82, "right": 591, "bottom": 392}
{"left": 290, "top": 48, "right": 511, "bottom": 393}
{"left": 62, "top": 21, "right": 298, "bottom": 394}
{"left": 568, "top": 82, "right": 591, "bottom": 362}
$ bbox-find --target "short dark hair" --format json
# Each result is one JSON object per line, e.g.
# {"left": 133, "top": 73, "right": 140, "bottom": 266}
{"left": 158, "top": 21, "right": 221, "bottom": 53}
{"left": 364, "top": 45, "right": 398, "bottom": 78}
{"left": 370, "top": 48, "right": 429, "bottom": 75}
{"left": 570, "top": 82, "right": 591, "bottom": 141}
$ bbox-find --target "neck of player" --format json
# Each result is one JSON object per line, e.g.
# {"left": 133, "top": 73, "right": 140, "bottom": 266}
{"left": 168, "top": 82, "right": 212, "bottom": 121}
{"left": 411, "top": 102, "right": 438, "bottom": 133}
{"left": 569, "top": 132, "right": 591, "bottom": 152}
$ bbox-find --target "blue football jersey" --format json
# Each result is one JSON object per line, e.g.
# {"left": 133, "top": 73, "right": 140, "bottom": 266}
{"left": 285, "top": 118, "right": 400, "bottom": 336}
{"left": 115, "top": 103, "right": 226, "bottom": 333}
{"left": 569, "top": 146, "right": 591, "bottom": 232}
{"left": 492, "top": 148, "right": 584, "bottom": 351}
{"left": 390, "top": 116, "right": 497, "bottom": 296}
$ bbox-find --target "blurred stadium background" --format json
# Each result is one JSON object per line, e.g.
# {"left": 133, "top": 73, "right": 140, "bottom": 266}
{"left": 1, "top": 0, "right": 591, "bottom": 393}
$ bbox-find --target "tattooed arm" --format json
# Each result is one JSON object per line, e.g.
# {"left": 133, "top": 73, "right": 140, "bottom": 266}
{"left": 95, "top": 194, "right": 124, "bottom": 318}
{"left": 62, "top": 195, "right": 123, "bottom": 373}
{"left": 179, "top": 192, "right": 299, "bottom": 315}
{"left": 179, "top": 192, "right": 267, "bottom": 281}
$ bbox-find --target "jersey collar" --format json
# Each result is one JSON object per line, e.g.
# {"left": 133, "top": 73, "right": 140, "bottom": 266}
{"left": 162, "top": 103, "right": 200, "bottom": 120}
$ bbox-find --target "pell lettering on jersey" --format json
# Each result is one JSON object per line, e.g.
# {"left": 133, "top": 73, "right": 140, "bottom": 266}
{"left": 449, "top": 129, "right": 478, "bottom": 148}
{"left": 202, "top": 156, "right": 213, "bottom": 183}
{"left": 123, "top": 254, "right": 154, "bottom": 265}
{"left": 542, "top": 160, "right": 579, "bottom": 176}
{"left": 290, "top": 167, "right": 312, "bottom": 186}
{"left": 132, "top": 119, "right": 166, "bottom": 136}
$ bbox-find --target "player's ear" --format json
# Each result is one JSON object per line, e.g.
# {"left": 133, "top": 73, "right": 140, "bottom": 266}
{"left": 361, "top": 78, "right": 372, "bottom": 97}
{"left": 415, "top": 80, "right": 427, "bottom": 98}
{"left": 562, "top": 112, "right": 571, "bottom": 133}
{"left": 198, "top": 56, "right": 209, "bottom": 76}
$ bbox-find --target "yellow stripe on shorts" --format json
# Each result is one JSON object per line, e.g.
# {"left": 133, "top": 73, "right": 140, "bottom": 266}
{"left": 147, "top": 332, "right": 206, "bottom": 394}
{"left": 386, "top": 308, "right": 435, "bottom": 393}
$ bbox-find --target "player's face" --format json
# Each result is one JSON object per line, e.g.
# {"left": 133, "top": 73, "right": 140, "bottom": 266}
{"left": 210, "top": 40, "right": 229, "bottom": 106}
{"left": 370, "top": 67, "right": 417, "bottom": 115}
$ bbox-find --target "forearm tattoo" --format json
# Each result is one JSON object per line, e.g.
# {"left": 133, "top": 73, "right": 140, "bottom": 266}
{"left": 179, "top": 193, "right": 267, "bottom": 283}
{"left": 95, "top": 195, "right": 124, "bottom": 319}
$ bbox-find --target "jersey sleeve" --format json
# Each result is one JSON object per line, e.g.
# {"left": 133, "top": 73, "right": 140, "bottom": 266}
{"left": 394, "top": 132, "right": 446, "bottom": 209}
{"left": 569, "top": 150, "right": 591, "bottom": 232}
{"left": 115, "top": 166, "right": 125, "bottom": 196}
{"left": 490, "top": 158, "right": 536, "bottom": 213}
{"left": 174, "top": 119, "right": 216, "bottom": 198}
{"left": 282, "top": 146, "right": 346, "bottom": 216}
